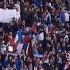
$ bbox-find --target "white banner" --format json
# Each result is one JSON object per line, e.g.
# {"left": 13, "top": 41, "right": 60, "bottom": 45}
{"left": 0, "top": 8, "right": 20, "bottom": 23}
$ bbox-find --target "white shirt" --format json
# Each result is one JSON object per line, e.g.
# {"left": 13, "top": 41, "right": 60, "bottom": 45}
{"left": 64, "top": 12, "right": 69, "bottom": 22}
{"left": 8, "top": 46, "right": 13, "bottom": 52}
{"left": 38, "top": 32, "right": 44, "bottom": 41}
{"left": 17, "top": 44, "right": 23, "bottom": 54}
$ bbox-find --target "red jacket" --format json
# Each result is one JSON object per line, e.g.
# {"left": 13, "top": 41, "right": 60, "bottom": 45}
{"left": 24, "top": 35, "right": 30, "bottom": 44}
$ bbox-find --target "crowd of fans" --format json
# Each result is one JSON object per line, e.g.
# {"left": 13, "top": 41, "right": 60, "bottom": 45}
{"left": 0, "top": 0, "right": 70, "bottom": 70}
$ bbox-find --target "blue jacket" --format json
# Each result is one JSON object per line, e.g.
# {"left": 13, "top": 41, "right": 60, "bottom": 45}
{"left": 17, "top": 30, "right": 23, "bottom": 43}
{"left": 2, "top": 59, "right": 8, "bottom": 68}
{"left": 44, "top": 16, "right": 51, "bottom": 26}
{"left": 15, "top": 58, "right": 22, "bottom": 70}
{"left": 59, "top": 12, "right": 65, "bottom": 23}
{"left": 32, "top": 0, "right": 42, "bottom": 7}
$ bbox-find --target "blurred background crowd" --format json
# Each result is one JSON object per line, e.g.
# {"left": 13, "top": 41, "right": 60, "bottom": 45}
{"left": 0, "top": 0, "right": 70, "bottom": 70}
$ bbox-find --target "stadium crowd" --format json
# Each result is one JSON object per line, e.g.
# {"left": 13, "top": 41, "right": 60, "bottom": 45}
{"left": 0, "top": 0, "right": 70, "bottom": 70}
